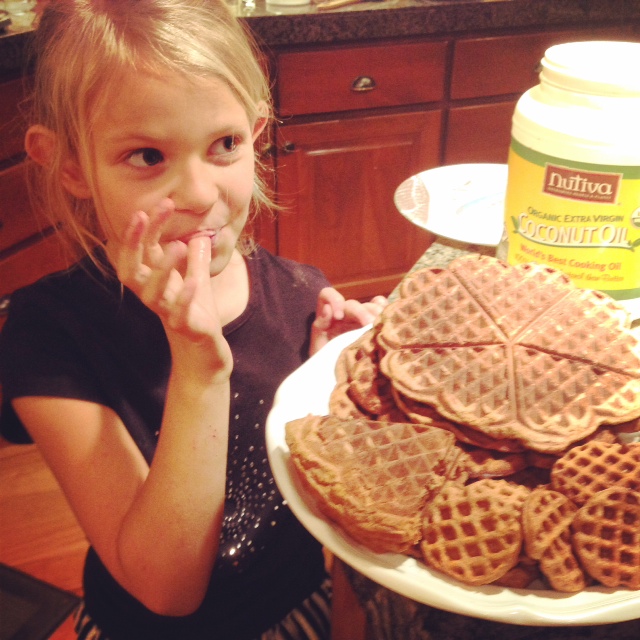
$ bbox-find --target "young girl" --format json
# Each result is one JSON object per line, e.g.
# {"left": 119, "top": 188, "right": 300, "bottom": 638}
{"left": 0, "top": 2, "right": 386, "bottom": 638}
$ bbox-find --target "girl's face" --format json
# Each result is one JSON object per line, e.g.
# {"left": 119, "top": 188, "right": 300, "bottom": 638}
{"left": 86, "top": 70, "right": 264, "bottom": 277}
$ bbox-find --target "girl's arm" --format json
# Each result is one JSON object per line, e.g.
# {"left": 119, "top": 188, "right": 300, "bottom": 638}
{"left": 14, "top": 382, "right": 227, "bottom": 616}
{"left": 14, "top": 214, "right": 233, "bottom": 617}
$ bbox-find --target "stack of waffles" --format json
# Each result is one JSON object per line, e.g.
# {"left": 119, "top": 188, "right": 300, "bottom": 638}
{"left": 285, "top": 254, "right": 640, "bottom": 592}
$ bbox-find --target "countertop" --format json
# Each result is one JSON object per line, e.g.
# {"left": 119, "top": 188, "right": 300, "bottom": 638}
{"left": 2, "top": 0, "right": 639, "bottom": 77}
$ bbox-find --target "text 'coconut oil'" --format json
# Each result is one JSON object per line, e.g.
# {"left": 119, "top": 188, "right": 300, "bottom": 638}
{"left": 498, "top": 41, "right": 640, "bottom": 320}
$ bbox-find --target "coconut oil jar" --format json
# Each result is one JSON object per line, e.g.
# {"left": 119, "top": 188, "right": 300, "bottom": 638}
{"left": 499, "top": 41, "right": 640, "bottom": 320}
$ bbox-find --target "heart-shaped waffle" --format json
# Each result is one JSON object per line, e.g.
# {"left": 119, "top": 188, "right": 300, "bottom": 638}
{"left": 572, "top": 486, "right": 640, "bottom": 589}
{"left": 377, "top": 255, "right": 640, "bottom": 454}
{"left": 285, "top": 415, "right": 457, "bottom": 553}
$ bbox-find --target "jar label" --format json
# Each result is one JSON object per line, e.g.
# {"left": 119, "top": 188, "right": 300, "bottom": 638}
{"left": 503, "top": 139, "right": 640, "bottom": 302}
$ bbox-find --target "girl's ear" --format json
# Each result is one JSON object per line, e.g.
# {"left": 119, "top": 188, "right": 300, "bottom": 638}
{"left": 251, "top": 101, "right": 269, "bottom": 142}
{"left": 25, "top": 125, "right": 56, "bottom": 166}
{"left": 25, "top": 124, "right": 92, "bottom": 199}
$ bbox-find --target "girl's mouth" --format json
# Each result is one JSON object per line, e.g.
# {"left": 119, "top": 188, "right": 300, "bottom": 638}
{"left": 176, "top": 229, "right": 219, "bottom": 245}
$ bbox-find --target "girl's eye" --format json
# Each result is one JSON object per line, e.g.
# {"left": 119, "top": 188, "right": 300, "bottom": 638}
{"left": 212, "top": 135, "right": 241, "bottom": 158}
{"left": 222, "top": 136, "right": 238, "bottom": 152}
{"left": 128, "top": 148, "right": 164, "bottom": 167}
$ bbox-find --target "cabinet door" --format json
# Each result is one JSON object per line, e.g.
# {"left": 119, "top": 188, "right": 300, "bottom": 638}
{"left": 444, "top": 100, "right": 517, "bottom": 165}
{"left": 275, "top": 110, "right": 440, "bottom": 300}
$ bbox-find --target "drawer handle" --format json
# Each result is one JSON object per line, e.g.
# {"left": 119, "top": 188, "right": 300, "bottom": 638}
{"left": 281, "top": 142, "right": 296, "bottom": 155}
{"left": 351, "top": 76, "right": 377, "bottom": 93}
{"left": 0, "top": 295, "right": 10, "bottom": 317}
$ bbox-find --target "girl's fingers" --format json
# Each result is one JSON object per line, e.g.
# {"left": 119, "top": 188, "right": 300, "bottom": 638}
{"left": 139, "top": 241, "right": 187, "bottom": 311}
{"left": 111, "top": 200, "right": 176, "bottom": 290}
{"left": 166, "top": 276, "right": 198, "bottom": 331}
{"left": 141, "top": 201, "right": 174, "bottom": 268}
{"left": 312, "top": 302, "right": 332, "bottom": 331}
{"left": 109, "top": 201, "right": 219, "bottom": 337}
{"left": 184, "top": 235, "right": 212, "bottom": 282}
{"left": 316, "top": 287, "right": 345, "bottom": 321}
{"left": 105, "top": 211, "right": 148, "bottom": 286}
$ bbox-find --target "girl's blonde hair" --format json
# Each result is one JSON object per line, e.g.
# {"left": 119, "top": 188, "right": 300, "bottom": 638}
{"left": 28, "top": 0, "right": 273, "bottom": 263}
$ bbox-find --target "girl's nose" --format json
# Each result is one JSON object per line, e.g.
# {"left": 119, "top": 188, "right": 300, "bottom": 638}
{"left": 170, "top": 159, "right": 219, "bottom": 214}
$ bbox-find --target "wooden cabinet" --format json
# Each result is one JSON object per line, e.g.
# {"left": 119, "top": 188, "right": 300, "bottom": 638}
{"left": 277, "top": 41, "right": 448, "bottom": 116}
{"left": 444, "top": 100, "right": 516, "bottom": 165}
{"left": 445, "top": 26, "right": 637, "bottom": 164}
{"left": 275, "top": 111, "right": 440, "bottom": 300}
{"left": 273, "top": 40, "right": 445, "bottom": 299}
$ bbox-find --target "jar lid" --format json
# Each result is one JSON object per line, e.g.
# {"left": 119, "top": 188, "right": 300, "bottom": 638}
{"left": 541, "top": 41, "right": 640, "bottom": 96}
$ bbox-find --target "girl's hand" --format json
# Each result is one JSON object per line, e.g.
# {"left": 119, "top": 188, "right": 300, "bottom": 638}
{"left": 107, "top": 199, "right": 232, "bottom": 378}
{"left": 309, "top": 287, "right": 387, "bottom": 356}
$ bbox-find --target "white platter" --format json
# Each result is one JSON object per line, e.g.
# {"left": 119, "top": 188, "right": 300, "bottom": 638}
{"left": 265, "top": 327, "right": 640, "bottom": 626}
{"left": 394, "top": 163, "right": 508, "bottom": 246}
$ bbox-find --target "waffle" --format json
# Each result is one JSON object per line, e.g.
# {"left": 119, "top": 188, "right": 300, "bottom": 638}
{"left": 469, "top": 478, "right": 531, "bottom": 514}
{"left": 285, "top": 415, "right": 458, "bottom": 553}
{"left": 522, "top": 487, "right": 586, "bottom": 592}
{"left": 377, "top": 255, "right": 640, "bottom": 454}
{"left": 331, "top": 327, "right": 398, "bottom": 420}
{"left": 572, "top": 487, "right": 640, "bottom": 589}
{"left": 392, "top": 389, "right": 526, "bottom": 453}
{"left": 328, "top": 381, "right": 367, "bottom": 420}
{"left": 550, "top": 440, "right": 640, "bottom": 506}
{"left": 455, "top": 445, "right": 528, "bottom": 479}
{"left": 492, "top": 558, "right": 541, "bottom": 589}
{"left": 286, "top": 253, "right": 640, "bottom": 593}
{"left": 420, "top": 480, "right": 523, "bottom": 585}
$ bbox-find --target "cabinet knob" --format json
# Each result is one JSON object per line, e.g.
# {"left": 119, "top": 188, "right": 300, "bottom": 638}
{"left": 281, "top": 142, "right": 296, "bottom": 154}
{"left": 351, "top": 76, "right": 377, "bottom": 92}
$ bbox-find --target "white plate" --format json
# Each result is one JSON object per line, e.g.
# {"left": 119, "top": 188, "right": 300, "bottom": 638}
{"left": 266, "top": 327, "right": 640, "bottom": 626}
{"left": 394, "top": 164, "right": 508, "bottom": 246}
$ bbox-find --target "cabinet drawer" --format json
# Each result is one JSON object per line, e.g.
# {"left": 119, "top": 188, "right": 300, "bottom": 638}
{"left": 451, "top": 27, "right": 632, "bottom": 100}
{"left": 277, "top": 41, "right": 447, "bottom": 116}
{"left": 0, "top": 162, "right": 48, "bottom": 254}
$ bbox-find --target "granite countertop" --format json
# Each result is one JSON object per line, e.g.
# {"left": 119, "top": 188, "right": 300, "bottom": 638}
{"left": 241, "top": 0, "right": 639, "bottom": 48}
{"left": 2, "top": 0, "right": 639, "bottom": 77}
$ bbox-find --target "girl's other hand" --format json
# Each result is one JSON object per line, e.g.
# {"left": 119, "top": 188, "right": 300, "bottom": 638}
{"left": 309, "top": 287, "right": 388, "bottom": 356}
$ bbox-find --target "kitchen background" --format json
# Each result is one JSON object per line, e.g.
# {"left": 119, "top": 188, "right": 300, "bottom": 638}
{"left": 1, "top": 1, "right": 639, "bottom": 638}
